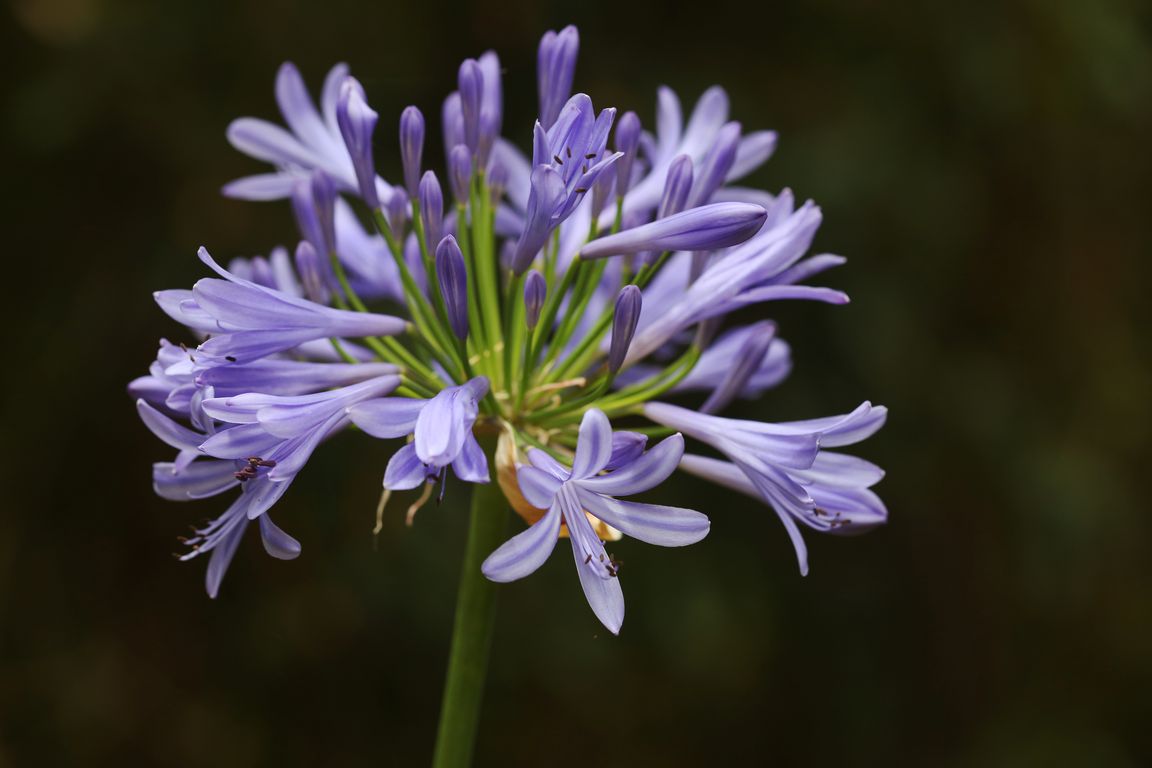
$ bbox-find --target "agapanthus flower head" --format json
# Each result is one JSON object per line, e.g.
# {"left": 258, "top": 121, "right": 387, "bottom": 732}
{"left": 133, "top": 25, "right": 887, "bottom": 632}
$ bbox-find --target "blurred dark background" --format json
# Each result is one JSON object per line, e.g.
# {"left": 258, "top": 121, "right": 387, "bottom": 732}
{"left": 3, "top": 0, "right": 1151, "bottom": 765}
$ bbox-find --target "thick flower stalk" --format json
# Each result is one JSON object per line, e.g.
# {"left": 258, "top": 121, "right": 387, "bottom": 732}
{"left": 130, "top": 23, "right": 888, "bottom": 764}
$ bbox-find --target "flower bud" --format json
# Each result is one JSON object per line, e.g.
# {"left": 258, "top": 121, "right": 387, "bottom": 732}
{"left": 487, "top": 160, "right": 508, "bottom": 205}
{"left": 399, "top": 105, "right": 425, "bottom": 199}
{"left": 442, "top": 92, "right": 464, "bottom": 161}
{"left": 580, "top": 202, "right": 766, "bottom": 260}
{"left": 608, "top": 285, "right": 642, "bottom": 373}
{"left": 449, "top": 144, "right": 472, "bottom": 203}
{"left": 435, "top": 235, "right": 469, "bottom": 340}
{"left": 523, "top": 270, "right": 546, "bottom": 329}
{"left": 700, "top": 321, "right": 777, "bottom": 414}
{"left": 419, "top": 171, "right": 444, "bottom": 254}
{"left": 384, "top": 188, "right": 409, "bottom": 240}
{"left": 687, "top": 121, "right": 741, "bottom": 208}
{"left": 458, "top": 59, "right": 483, "bottom": 156}
{"left": 294, "top": 240, "right": 329, "bottom": 305}
{"left": 537, "top": 25, "right": 579, "bottom": 129}
{"left": 336, "top": 78, "right": 380, "bottom": 209}
{"left": 291, "top": 171, "right": 337, "bottom": 256}
{"left": 659, "top": 154, "right": 694, "bottom": 219}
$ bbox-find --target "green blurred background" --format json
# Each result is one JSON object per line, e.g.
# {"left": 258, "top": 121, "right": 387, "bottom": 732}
{"left": 3, "top": 0, "right": 1151, "bottom": 765}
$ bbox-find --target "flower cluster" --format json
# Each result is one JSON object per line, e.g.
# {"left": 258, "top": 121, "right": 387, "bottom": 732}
{"left": 131, "top": 25, "right": 887, "bottom": 632}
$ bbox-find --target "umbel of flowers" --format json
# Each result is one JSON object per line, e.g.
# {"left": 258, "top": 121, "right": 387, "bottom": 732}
{"left": 132, "top": 26, "right": 887, "bottom": 636}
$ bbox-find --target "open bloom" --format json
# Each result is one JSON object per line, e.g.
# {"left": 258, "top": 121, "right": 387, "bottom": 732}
{"left": 644, "top": 400, "right": 887, "bottom": 574}
{"left": 348, "top": 377, "right": 491, "bottom": 490}
{"left": 224, "top": 62, "right": 390, "bottom": 203}
{"left": 482, "top": 410, "right": 709, "bottom": 633}
{"left": 165, "top": 248, "right": 405, "bottom": 365}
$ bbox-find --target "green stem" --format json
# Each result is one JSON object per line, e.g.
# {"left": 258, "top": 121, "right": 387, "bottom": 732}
{"left": 432, "top": 437, "right": 508, "bottom": 768}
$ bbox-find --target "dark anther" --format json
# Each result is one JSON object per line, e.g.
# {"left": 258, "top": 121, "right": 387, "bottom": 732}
{"left": 584, "top": 553, "right": 592, "bottom": 564}
{"left": 225, "top": 356, "right": 237, "bottom": 362}
{"left": 566, "top": 147, "right": 572, "bottom": 158}
{"left": 574, "top": 187, "right": 588, "bottom": 193}
{"left": 436, "top": 467, "right": 448, "bottom": 505}
{"left": 585, "top": 153, "right": 597, "bottom": 159}
{"left": 553, "top": 154, "right": 564, "bottom": 165}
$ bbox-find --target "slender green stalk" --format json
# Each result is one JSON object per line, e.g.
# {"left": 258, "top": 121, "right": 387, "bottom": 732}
{"left": 431, "top": 436, "right": 508, "bottom": 768}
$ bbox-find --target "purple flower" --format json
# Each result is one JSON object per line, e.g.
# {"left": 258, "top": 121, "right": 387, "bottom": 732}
{"left": 625, "top": 321, "right": 791, "bottom": 404}
{"left": 477, "top": 51, "right": 503, "bottom": 167}
{"left": 537, "top": 25, "right": 580, "bottom": 129}
{"left": 698, "top": 321, "right": 782, "bottom": 413}
{"left": 347, "top": 377, "right": 491, "bottom": 490}
{"left": 448, "top": 144, "right": 471, "bottom": 203}
{"left": 580, "top": 202, "right": 767, "bottom": 260}
{"left": 336, "top": 77, "right": 381, "bottom": 209}
{"left": 613, "top": 85, "right": 777, "bottom": 222}
{"left": 509, "top": 94, "right": 621, "bottom": 273}
{"left": 441, "top": 92, "right": 464, "bottom": 165}
{"left": 291, "top": 171, "right": 338, "bottom": 257}
{"left": 419, "top": 171, "right": 444, "bottom": 253}
{"left": 659, "top": 155, "right": 694, "bottom": 218}
{"left": 644, "top": 400, "right": 886, "bottom": 574}
{"left": 523, "top": 270, "right": 546, "bottom": 329}
{"left": 399, "top": 106, "right": 425, "bottom": 199}
{"left": 200, "top": 376, "right": 400, "bottom": 485}
{"left": 686, "top": 121, "right": 742, "bottom": 208}
{"left": 482, "top": 409, "right": 709, "bottom": 634}
{"left": 139, "top": 374, "right": 399, "bottom": 597}
{"left": 625, "top": 197, "right": 848, "bottom": 364}
{"left": 608, "top": 285, "right": 642, "bottom": 373}
{"left": 436, "top": 235, "right": 469, "bottom": 340}
{"left": 180, "top": 248, "right": 405, "bottom": 365}
{"left": 179, "top": 479, "right": 301, "bottom": 598}
{"left": 458, "top": 60, "right": 483, "bottom": 158}
{"left": 332, "top": 199, "right": 405, "bottom": 302}
{"left": 224, "top": 248, "right": 300, "bottom": 296}
{"left": 294, "top": 240, "right": 330, "bottom": 304}
{"left": 223, "top": 62, "right": 390, "bottom": 203}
